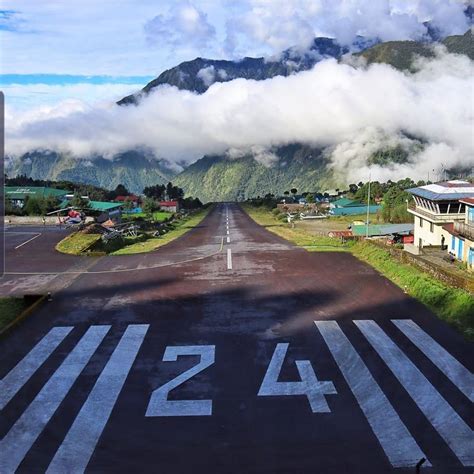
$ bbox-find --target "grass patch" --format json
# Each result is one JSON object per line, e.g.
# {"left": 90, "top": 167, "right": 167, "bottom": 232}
{"left": 56, "top": 233, "right": 102, "bottom": 255}
{"left": 111, "top": 207, "right": 211, "bottom": 255}
{"left": 0, "top": 297, "right": 28, "bottom": 332}
{"left": 123, "top": 211, "right": 172, "bottom": 222}
{"left": 242, "top": 204, "right": 351, "bottom": 251}
{"left": 352, "top": 242, "right": 474, "bottom": 339}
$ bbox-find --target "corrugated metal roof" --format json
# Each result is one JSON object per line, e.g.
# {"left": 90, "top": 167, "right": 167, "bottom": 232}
{"left": 408, "top": 182, "right": 474, "bottom": 201}
{"left": 5, "top": 186, "right": 69, "bottom": 199}
{"left": 352, "top": 223, "right": 414, "bottom": 236}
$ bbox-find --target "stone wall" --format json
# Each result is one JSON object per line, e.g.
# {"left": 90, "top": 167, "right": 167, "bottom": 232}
{"left": 369, "top": 240, "right": 474, "bottom": 293}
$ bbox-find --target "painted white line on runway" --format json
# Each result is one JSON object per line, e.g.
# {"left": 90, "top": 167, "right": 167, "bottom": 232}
{"left": 227, "top": 248, "right": 232, "bottom": 270}
{"left": 355, "top": 320, "right": 474, "bottom": 466}
{"left": 47, "top": 324, "right": 149, "bottom": 474}
{"left": 226, "top": 229, "right": 229, "bottom": 235}
{"left": 0, "top": 325, "right": 110, "bottom": 473}
{"left": 392, "top": 319, "right": 474, "bottom": 402}
{"left": 0, "top": 327, "right": 74, "bottom": 410}
{"left": 315, "top": 321, "right": 428, "bottom": 468}
{"left": 227, "top": 236, "right": 230, "bottom": 244}
{"left": 14, "top": 233, "right": 41, "bottom": 249}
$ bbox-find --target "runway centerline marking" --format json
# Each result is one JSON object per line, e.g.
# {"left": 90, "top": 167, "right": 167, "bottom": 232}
{"left": 227, "top": 236, "right": 230, "bottom": 243}
{"left": 0, "top": 327, "right": 74, "bottom": 410}
{"left": 227, "top": 248, "right": 232, "bottom": 270}
{"left": 47, "top": 324, "right": 149, "bottom": 474}
{"left": 0, "top": 325, "right": 110, "bottom": 473}
{"left": 315, "top": 321, "right": 429, "bottom": 468}
{"left": 392, "top": 319, "right": 474, "bottom": 402}
{"left": 355, "top": 320, "right": 474, "bottom": 466}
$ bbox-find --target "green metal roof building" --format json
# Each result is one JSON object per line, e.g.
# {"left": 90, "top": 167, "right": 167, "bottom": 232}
{"left": 5, "top": 186, "right": 69, "bottom": 201}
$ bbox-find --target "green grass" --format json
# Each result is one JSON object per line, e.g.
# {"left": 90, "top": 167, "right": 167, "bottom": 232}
{"left": 352, "top": 242, "right": 474, "bottom": 340}
{"left": 56, "top": 233, "right": 102, "bottom": 255}
{"left": 243, "top": 204, "right": 474, "bottom": 339}
{"left": 111, "top": 207, "right": 211, "bottom": 255}
{"left": 242, "top": 204, "right": 351, "bottom": 251}
{"left": 0, "top": 298, "right": 28, "bottom": 332}
{"left": 123, "top": 211, "right": 172, "bottom": 222}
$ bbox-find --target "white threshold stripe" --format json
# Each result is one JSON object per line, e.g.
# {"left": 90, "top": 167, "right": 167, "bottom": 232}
{"left": 392, "top": 320, "right": 474, "bottom": 402}
{"left": 355, "top": 320, "right": 474, "bottom": 466}
{"left": 226, "top": 230, "right": 229, "bottom": 235}
{"left": 0, "top": 327, "right": 74, "bottom": 410}
{"left": 315, "top": 321, "right": 428, "bottom": 468}
{"left": 227, "top": 248, "right": 232, "bottom": 270}
{"left": 0, "top": 325, "right": 110, "bottom": 474}
{"left": 14, "top": 233, "right": 41, "bottom": 249}
{"left": 227, "top": 236, "right": 230, "bottom": 244}
{"left": 47, "top": 324, "right": 149, "bottom": 474}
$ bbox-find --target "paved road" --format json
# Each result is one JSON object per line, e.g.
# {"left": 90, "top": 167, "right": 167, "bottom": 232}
{"left": 0, "top": 204, "right": 473, "bottom": 473}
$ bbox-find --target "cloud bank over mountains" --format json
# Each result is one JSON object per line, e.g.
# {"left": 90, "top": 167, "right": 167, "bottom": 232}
{"left": 7, "top": 45, "right": 473, "bottom": 183}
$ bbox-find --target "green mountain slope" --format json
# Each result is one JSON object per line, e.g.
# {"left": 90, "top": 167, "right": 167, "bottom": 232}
{"left": 7, "top": 151, "right": 176, "bottom": 194}
{"left": 173, "top": 145, "right": 334, "bottom": 202}
{"left": 358, "top": 29, "right": 473, "bottom": 70}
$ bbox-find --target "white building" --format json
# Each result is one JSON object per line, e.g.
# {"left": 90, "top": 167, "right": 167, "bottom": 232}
{"left": 407, "top": 180, "right": 474, "bottom": 251}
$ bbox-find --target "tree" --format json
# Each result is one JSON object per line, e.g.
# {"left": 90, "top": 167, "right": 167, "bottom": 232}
{"left": 23, "top": 197, "right": 43, "bottom": 216}
{"left": 123, "top": 198, "right": 134, "bottom": 212}
{"left": 306, "top": 194, "right": 315, "bottom": 203}
{"left": 283, "top": 191, "right": 290, "bottom": 196}
{"left": 70, "top": 193, "right": 90, "bottom": 209}
{"left": 142, "top": 197, "right": 156, "bottom": 220}
{"left": 109, "top": 184, "right": 129, "bottom": 199}
{"left": 143, "top": 184, "right": 166, "bottom": 200}
{"left": 166, "top": 182, "right": 184, "bottom": 200}
{"left": 290, "top": 188, "right": 297, "bottom": 195}
{"left": 381, "top": 186, "right": 413, "bottom": 223}
{"left": 348, "top": 184, "right": 358, "bottom": 194}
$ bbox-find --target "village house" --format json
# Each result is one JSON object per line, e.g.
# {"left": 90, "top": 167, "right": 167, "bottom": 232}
{"left": 159, "top": 200, "right": 180, "bottom": 213}
{"left": 407, "top": 180, "right": 474, "bottom": 253}
{"left": 442, "top": 198, "right": 474, "bottom": 271}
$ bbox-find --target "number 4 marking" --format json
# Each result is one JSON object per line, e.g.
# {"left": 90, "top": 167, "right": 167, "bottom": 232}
{"left": 146, "top": 345, "right": 215, "bottom": 417}
{"left": 258, "top": 343, "right": 337, "bottom": 412}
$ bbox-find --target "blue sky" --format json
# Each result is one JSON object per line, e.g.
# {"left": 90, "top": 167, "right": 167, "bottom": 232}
{"left": 0, "top": 0, "right": 471, "bottom": 110}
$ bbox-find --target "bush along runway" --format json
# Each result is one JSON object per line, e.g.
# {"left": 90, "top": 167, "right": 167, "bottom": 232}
{"left": 0, "top": 204, "right": 473, "bottom": 473}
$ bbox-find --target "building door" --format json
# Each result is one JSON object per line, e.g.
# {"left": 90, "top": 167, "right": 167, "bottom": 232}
{"left": 469, "top": 248, "right": 474, "bottom": 268}
{"left": 419, "top": 238, "right": 423, "bottom": 250}
{"left": 457, "top": 238, "right": 464, "bottom": 260}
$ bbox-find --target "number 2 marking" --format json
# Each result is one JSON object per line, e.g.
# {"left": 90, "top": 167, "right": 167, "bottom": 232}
{"left": 258, "top": 343, "right": 337, "bottom": 412}
{"left": 146, "top": 345, "right": 215, "bottom": 417}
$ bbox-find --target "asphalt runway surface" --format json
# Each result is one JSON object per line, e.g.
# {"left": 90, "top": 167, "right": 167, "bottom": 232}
{"left": 0, "top": 204, "right": 473, "bottom": 473}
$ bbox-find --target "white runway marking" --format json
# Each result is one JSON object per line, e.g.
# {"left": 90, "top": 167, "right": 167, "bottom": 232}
{"left": 226, "top": 229, "right": 229, "bottom": 235}
{"left": 0, "top": 327, "right": 73, "bottom": 410}
{"left": 11, "top": 233, "right": 41, "bottom": 250}
{"left": 392, "top": 319, "right": 474, "bottom": 402}
{"left": 227, "top": 248, "right": 233, "bottom": 270}
{"left": 258, "top": 343, "right": 336, "bottom": 412}
{"left": 227, "top": 236, "right": 230, "bottom": 243}
{"left": 47, "top": 324, "right": 149, "bottom": 474}
{"left": 355, "top": 320, "right": 474, "bottom": 466}
{"left": 146, "top": 345, "right": 215, "bottom": 417}
{"left": 315, "top": 321, "right": 428, "bottom": 468}
{"left": 0, "top": 325, "right": 110, "bottom": 474}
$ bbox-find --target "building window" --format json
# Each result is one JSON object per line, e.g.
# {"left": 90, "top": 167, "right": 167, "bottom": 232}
{"left": 419, "top": 217, "right": 423, "bottom": 228}
{"left": 430, "top": 222, "right": 434, "bottom": 233}
{"left": 451, "top": 236, "right": 455, "bottom": 251}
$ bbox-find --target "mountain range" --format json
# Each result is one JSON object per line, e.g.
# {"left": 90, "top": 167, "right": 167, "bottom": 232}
{"left": 8, "top": 29, "right": 473, "bottom": 201}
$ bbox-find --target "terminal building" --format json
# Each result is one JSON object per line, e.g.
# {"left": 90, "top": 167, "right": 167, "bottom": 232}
{"left": 407, "top": 180, "right": 474, "bottom": 255}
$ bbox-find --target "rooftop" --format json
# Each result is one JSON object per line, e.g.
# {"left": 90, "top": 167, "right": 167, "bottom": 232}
{"left": 5, "top": 186, "right": 69, "bottom": 199}
{"left": 408, "top": 180, "right": 474, "bottom": 201}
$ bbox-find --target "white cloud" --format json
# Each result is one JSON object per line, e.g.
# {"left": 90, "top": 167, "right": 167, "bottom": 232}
{"left": 5, "top": 49, "right": 474, "bottom": 183}
{"left": 197, "top": 65, "right": 216, "bottom": 86}
{"left": 224, "top": 0, "right": 471, "bottom": 55}
{"left": 144, "top": 1, "right": 216, "bottom": 51}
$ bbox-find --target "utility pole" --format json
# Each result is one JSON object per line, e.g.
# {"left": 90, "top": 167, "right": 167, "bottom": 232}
{"left": 366, "top": 172, "right": 371, "bottom": 239}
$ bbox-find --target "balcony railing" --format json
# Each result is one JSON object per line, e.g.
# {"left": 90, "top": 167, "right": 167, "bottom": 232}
{"left": 407, "top": 204, "right": 465, "bottom": 222}
{"left": 454, "top": 221, "right": 474, "bottom": 240}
